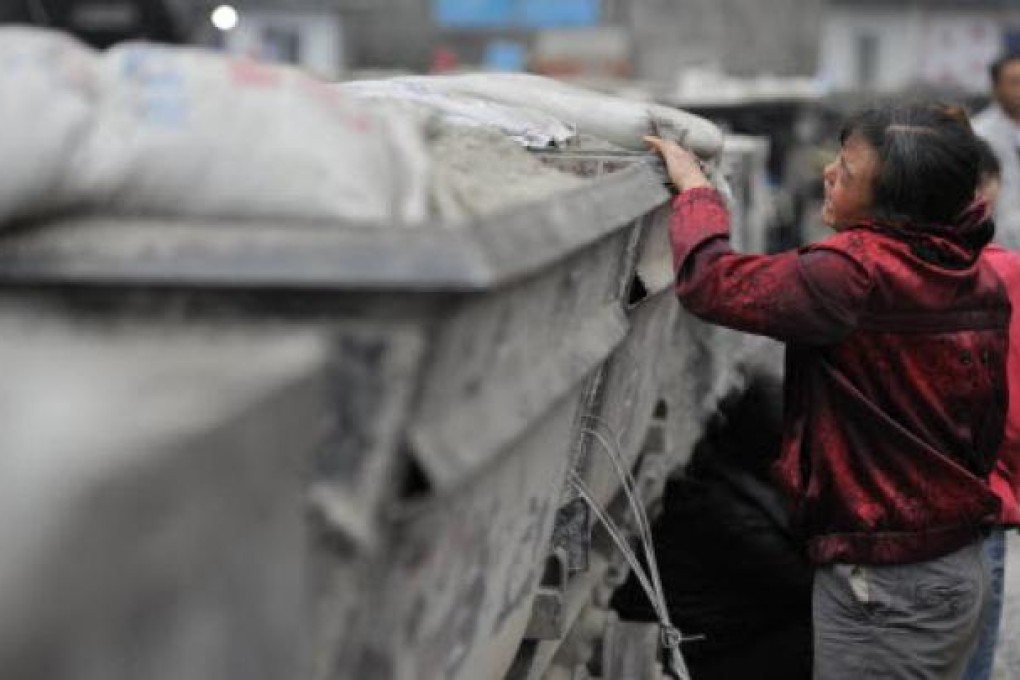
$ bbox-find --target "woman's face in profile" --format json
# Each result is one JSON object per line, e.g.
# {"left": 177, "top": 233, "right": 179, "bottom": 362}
{"left": 822, "top": 133, "right": 880, "bottom": 229}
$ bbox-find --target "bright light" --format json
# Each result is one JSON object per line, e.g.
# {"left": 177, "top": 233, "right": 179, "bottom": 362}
{"left": 210, "top": 5, "right": 239, "bottom": 31}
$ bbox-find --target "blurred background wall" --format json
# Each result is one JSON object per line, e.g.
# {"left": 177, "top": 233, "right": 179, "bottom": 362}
{"left": 9, "top": 0, "right": 1020, "bottom": 95}
{"left": 156, "top": 0, "right": 829, "bottom": 82}
{"left": 820, "top": 0, "right": 1020, "bottom": 94}
{"left": 10, "top": 0, "right": 1020, "bottom": 97}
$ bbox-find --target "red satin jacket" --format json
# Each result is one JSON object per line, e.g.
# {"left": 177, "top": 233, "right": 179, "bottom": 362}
{"left": 984, "top": 245, "right": 1020, "bottom": 526}
{"left": 670, "top": 188, "right": 1009, "bottom": 565}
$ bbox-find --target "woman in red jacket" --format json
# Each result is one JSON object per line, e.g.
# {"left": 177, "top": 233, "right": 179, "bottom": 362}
{"left": 648, "top": 104, "right": 1008, "bottom": 680}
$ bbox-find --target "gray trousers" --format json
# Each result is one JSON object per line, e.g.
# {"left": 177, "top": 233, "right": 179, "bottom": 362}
{"left": 813, "top": 539, "right": 991, "bottom": 680}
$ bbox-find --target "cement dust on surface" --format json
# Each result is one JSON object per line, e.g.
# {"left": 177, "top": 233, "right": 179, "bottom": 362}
{"left": 429, "top": 123, "right": 586, "bottom": 222}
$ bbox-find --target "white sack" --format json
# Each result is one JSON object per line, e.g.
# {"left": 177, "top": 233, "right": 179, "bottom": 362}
{"left": 397, "top": 73, "right": 724, "bottom": 159}
{"left": 428, "top": 124, "right": 583, "bottom": 221}
{"left": 339, "top": 79, "right": 577, "bottom": 149}
{"left": 0, "top": 28, "right": 97, "bottom": 225}
{"left": 68, "top": 42, "right": 430, "bottom": 225}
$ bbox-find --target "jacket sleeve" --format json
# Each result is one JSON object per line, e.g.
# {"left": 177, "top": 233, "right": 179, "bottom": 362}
{"left": 670, "top": 188, "right": 873, "bottom": 345}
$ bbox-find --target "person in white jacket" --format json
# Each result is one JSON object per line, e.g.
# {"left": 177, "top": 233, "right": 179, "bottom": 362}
{"left": 974, "top": 53, "right": 1020, "bottom": 249}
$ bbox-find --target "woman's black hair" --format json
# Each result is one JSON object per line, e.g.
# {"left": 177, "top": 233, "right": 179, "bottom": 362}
{"left": 839, "top": 103, "right": 981, "bottom": 225}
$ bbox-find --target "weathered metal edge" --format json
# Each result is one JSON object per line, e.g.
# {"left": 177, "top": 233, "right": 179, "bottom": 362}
{"left": 0, "top": 164, "right": 668, "bottom": 292}
{"left": 464, "top": 163, "right": 670, "bottom": 287}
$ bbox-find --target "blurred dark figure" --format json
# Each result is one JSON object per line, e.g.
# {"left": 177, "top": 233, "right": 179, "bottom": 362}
{"left": 612, "top": 371, "right": 813, "bottom": 680}
{"left": 1, "top": 0, "right": 181, "bottom": 48}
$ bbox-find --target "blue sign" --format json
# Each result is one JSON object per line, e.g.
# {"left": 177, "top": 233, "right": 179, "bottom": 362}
{"left": 435, "top": 0, "right": 600, "bottom": 28}
{"left": 516, "top": 0, "right": 599, "bottom": 28}
{"left": 483, "top": 40, "right": 527, "bottom": 71}
{"left": 435, "top": 0, "right": 512, "bottom": 28}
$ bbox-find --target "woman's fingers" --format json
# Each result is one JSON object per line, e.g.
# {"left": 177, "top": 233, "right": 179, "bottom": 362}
{"left": 644, "top": 135, "right": 666, "bottom": 155}
{"left": 644, "top": 135, "right": 706, "bottom": 190}
{"left": 649, "top": 137, "right": 695, "bottom": 167}
{"left": 645, "top": 135, "right": 679, "bottom": 155}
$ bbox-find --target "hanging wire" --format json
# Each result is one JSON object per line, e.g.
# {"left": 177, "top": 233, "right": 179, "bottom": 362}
{"left": 570, "top": 474, "right": 662, "bottom": 618}
{"left": 572, "top": 414, "right": 695, "bottom": 680}
{"left": 569, "top": 473, "right": 691, "bottom": 680}
{"left": 581, "top": 417, "right": 666, "bottom": 612}
{"left": 580, "top": 416, "right": 671, "bottom": 632}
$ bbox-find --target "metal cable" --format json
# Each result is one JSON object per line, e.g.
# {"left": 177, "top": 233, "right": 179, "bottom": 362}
{"left": 569, "top": 473, "right": 663, "bottom": 620}
{"left": 581, "top": 419, "right": 666, "bottom": 611}
{"left": 569, "top": 474, "right": 690, "bottom": 679}
{"left": 572, "top": 416, "right": 693, "bottom": 679}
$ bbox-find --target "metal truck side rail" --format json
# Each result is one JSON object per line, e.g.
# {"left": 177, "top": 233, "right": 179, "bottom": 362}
{"left": 0, "top": 164, "right": 666, "bottom": 291}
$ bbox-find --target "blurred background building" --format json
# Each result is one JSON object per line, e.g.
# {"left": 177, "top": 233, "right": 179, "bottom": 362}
{"left": 820, "top": 0, "right": 1020, "bottom": 94}
{"left": 7, "top": 0, "right": 826, "bottom": 83}
{"left": 9, "top": 1, "right": 1020, "bottom": 96}
{"left": 169, "top": 0, "right": 826, "bottom": 85}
